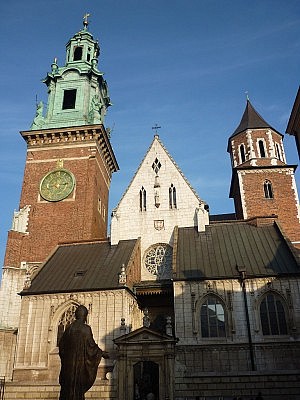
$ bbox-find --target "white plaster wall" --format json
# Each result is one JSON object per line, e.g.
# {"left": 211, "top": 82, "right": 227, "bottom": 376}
{"left": 0, "top": 267, "right": 26, "bottom": 328}
{"left": 111, "top": 136, "right": 209, "bottom": 280}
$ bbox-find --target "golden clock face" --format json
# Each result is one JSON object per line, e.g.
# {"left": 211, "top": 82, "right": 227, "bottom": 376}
{"left": 40, "top": 169, "right": 75, "bottom": 202}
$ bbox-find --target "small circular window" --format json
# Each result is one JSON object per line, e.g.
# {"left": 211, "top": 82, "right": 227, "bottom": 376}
{"left": 144, "top": 243, "right": 173, "bottom": 279}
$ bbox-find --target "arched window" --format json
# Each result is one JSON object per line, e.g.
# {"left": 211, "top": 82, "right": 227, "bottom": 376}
{"left": 263, "top": 180, "right": 273, "bottom": 199}
{"left": 139, "top": 186, "right": 146, "bottom": 211}
{"left": 56, "top": 304, "right": 77, "bottom": 346}
{"left": 239, "top": 144, "right": 246, "bottom": 163}
{"left": 73, "top": 46, "right": 83, "bottom": 61}
{"left": 258, "top": 140, "right": 266, "bottom": 158}
{"left": 169, "top": 184, "right": 177, "bottom": 209}
{"left": 260, "top": 292, "right": 288, "bottom": 335}
{"left": 200, "top": 296, "right": 226, "bottom": 338}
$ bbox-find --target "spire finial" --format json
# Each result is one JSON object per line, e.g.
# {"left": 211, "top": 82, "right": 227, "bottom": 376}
{"left": 83, "top": 13, "right": 90, "bottom": 30}
{"left": 245, "top": 91, "right": 250, "bottom": 102}
{"left": 152, "top": 123, "right": 161, "bottom": 136}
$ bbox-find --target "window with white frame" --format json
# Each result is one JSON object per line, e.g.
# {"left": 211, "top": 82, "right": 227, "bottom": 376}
{"left": 258, "top": 139, "right": 266, "bottom": 158}
{"left": 263, "top": 180, "right": 273, "bottom": 199}
{"left": 275, "top": 143, "right": 282, "bottom": 161}
{"left": 239, "top": 143, "right": 246, "bottom": 163}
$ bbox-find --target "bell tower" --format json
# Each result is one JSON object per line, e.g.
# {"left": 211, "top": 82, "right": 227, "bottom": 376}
{"left": 1, "top": 17, "right": 118, "bottom": 328}
{"left": 33, "top": 15, "right": 111, "bottom": 130}
{"left": 228, "top": 100, "right": 300, "bottom": 247}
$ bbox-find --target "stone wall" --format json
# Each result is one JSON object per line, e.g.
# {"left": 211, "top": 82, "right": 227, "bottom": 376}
{"left": 0, "top": 267, "right": 26, "bottom": 329}
{"left": 173, "top": 277, "right": 300, "bottom": 373}
{"left": 3, "top": 380, "right": 116, "bottom": 400}
{"left": 13, "top": 289, "right": 141, "bottom": 382}
{"left": 0, "top": 329, "right": 17, "bottom": 379}
{"left": 174, "top": 372, "right": 300, "bottom": 399}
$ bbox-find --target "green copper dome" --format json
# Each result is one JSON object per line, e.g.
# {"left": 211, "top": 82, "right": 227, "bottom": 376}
{"left": 30, "top": 16, "right": 111, "bottom": 130}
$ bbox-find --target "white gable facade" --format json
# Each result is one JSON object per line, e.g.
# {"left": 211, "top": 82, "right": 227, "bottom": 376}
{"left": 111, "top": 135, "right": 209, "bottom": 281}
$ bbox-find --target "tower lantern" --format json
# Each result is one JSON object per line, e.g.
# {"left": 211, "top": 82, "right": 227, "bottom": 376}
{"left": 31, "top": 15, "right": 111, "bottom": 130}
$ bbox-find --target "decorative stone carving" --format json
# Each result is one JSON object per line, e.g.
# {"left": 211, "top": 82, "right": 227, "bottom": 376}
{"left": 30, "top": 101, "right": 45, "bottom": 130}
{"left": 12, "top": 205, "right": 31, "bottom": 233}
{"left": 166, "top": 316, "right": 172, "bottom": 336}
{"left": 142, "top": 308, "right": 151, "bottom": 328}
{"left": 119, "top": 264, "right": 127, "bottom": 285}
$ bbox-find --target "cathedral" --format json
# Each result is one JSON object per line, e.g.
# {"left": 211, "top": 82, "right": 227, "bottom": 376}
{"left": 0, "top": 18, "right": 300, "bottom": 400}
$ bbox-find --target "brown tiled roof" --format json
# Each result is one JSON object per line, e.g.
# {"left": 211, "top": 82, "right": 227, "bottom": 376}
{"left": 174, "top": 222, "right": 299, "bottom": 280}
{"left": 21, "top": 239, "right": 137, "bottom": 295}
{"left": 229, "top": 100, "right": 280, "bottom": 140}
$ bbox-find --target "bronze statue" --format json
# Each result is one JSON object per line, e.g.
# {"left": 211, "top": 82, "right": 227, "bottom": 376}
{"left": 58, "top": 305, "right": 109, "bottom": 400}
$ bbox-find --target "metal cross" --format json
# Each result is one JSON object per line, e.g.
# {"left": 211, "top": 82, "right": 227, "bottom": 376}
{"left": 83, "top": 13, "right": 90, "bottom": 28}
{"left": 152, "top": 124, "right": 161, "bottom": 135}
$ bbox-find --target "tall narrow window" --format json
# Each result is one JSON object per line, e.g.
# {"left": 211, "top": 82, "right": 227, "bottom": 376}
{"left": 140, "top": 186, "right": 146, "bottom": 211}
{"left": 275, "top": 143, "right": 282, "bottom": 161}
{"left": 239, "top": 144, "right": 246, "bottom": 163}
{"left": 169, "top": 184, "right": 177, "bottom": 209}
{"left": 260, "top": 293, "right": 288, "bottom": 335}
{"left": 258, "top": 140, "right": 266, "bottom": 158}
{"left": 62, "top": 89, "right": 77, "bottom": 110}
{"left": 263, "top": 180, "right": 273, "bottom": 199}
{"left": 200, "top": 296, "right": 226, "bottom": 338}
{"left": 73, "top": 46, "right": 83, "bottom": 61}
{"left": 87, "top": 47, "right": 91, "bottom": 62}
{"left": 56, "top": 304, "right": 77, "bottom": 346}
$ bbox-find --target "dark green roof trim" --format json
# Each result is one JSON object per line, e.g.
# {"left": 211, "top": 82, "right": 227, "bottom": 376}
{"left": 20, "top": 285, "right": 135, "bottom": 297}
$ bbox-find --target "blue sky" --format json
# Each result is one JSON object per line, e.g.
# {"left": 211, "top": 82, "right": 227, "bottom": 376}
{"left": 0, "top": 0, "right": 299, "bottom": 265}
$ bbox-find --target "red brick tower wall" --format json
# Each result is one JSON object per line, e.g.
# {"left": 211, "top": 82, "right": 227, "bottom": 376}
{"left": 229, "top": 127, "right": 300, "bottom": 246}
{"left": 4, "top": 125, "right": 117, "bottom": 267}
{"left": 234, "top": 168, "right": 300, "bottom": 242}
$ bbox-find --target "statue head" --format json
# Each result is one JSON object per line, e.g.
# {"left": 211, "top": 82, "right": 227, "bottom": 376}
{"left": 146, "top": 394, "right": 155, "bottom": 400}
{"left": 75, "top": 305, "right": 88, "bottom": 322}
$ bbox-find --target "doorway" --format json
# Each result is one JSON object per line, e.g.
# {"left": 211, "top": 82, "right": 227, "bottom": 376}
{"left": 133, "top": 361, "right": 159, "bottom": 400}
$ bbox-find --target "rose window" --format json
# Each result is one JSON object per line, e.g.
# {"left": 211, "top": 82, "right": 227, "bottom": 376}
{"left": 144, "top": 243, "right": 173, "bottom": 279}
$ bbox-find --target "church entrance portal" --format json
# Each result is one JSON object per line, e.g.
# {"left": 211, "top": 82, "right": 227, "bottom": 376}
{"left": 134, "top": 361, "right": 159, "bottom": 400}
{"left": 114, "top": 327, "right": 177, "bottom": 400}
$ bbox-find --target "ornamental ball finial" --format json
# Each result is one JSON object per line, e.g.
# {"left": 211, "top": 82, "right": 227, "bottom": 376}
{"left": 83, "top": 13, "right": 90, "bottom": 29}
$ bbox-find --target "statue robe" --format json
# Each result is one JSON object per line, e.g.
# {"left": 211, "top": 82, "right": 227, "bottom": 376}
{"left": 59, "top": 320, "right": 103, "bottom": 400}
